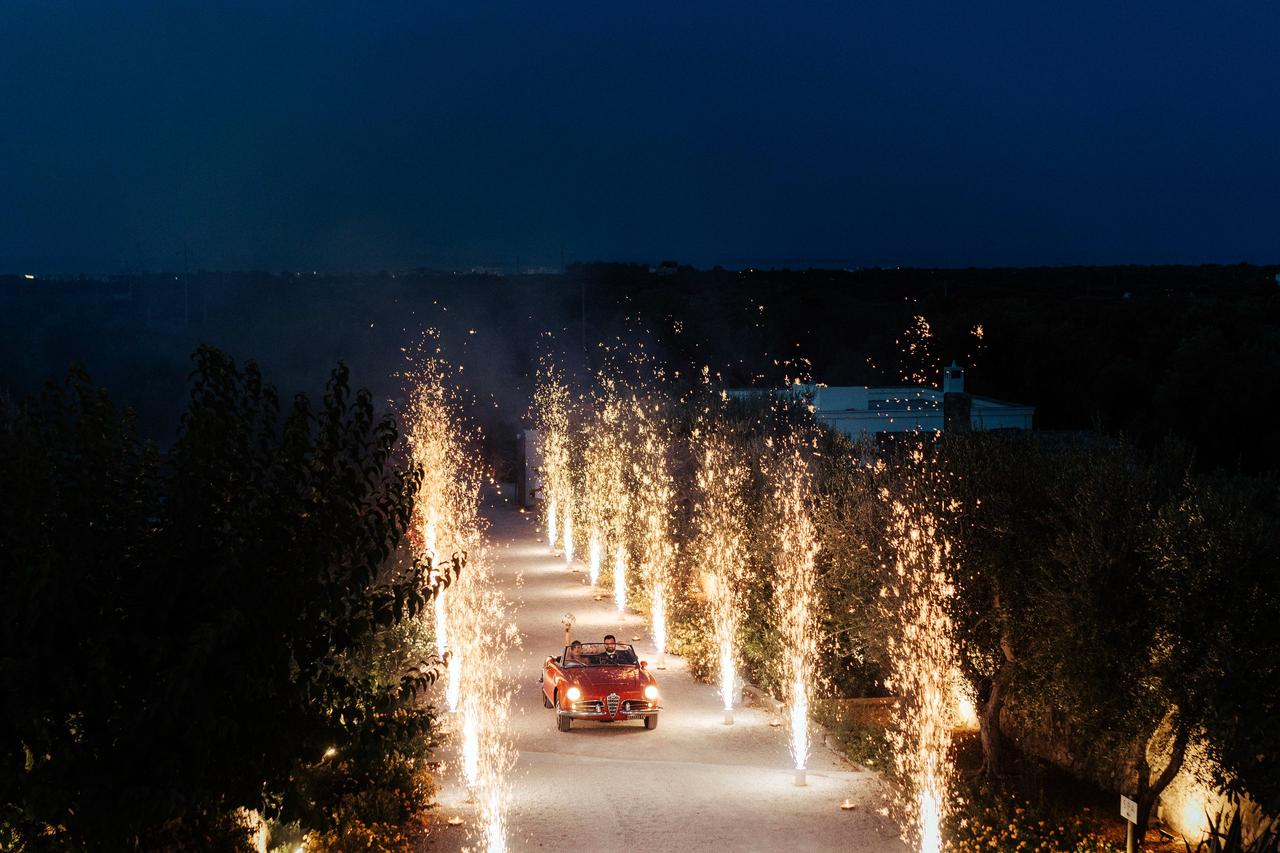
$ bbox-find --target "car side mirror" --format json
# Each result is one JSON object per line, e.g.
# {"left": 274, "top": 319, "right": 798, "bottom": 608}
{"left": 640, "top": 660, "right": 648, "bottom": 669}
{"left": 547, "top": 655, "right": 558, "bottom": 665}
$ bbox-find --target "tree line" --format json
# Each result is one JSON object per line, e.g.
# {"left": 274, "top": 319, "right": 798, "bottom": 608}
{"left": 0, "top": 347, "right": 450, "bottom": 851}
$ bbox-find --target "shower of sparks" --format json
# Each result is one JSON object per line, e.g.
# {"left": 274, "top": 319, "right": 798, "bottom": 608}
{"left": 562, "top": 502, "right": 574, "bottom": 564}
{"left": 631, "top": 394, "right": 676, "bottom": 659}
{"left": 404, "top": 333, "right": 482, "bottom": 697}
{"left": 613, "top": 545, "right": 627, "bottom": 615}
{"left": 534, "top": 361, "right": 572, "bottom": 554}
{"left": 652, "top": 581, "right": 667, "bottom": 660}
{"left": 693, "top": 419, "right": 749, "bottom": 719}
{"left": 434, "top": 589, "right": 448, "bottom": 658}
{"left": 587, "top": 529, "right": 603, "bottom": 586}
{"left": 770, "top": 439, "right": 819, "bottom": 781}
{"left": 461, "top": 699, "right": 480, "bottom": 786}
{"left": 445, "top": 646, "right": 462, "bottom": 713}
{"left": 547, "top": 496, "right": 557, "bottom": 550}
{"left": 881, "top": 446, "right": 957, "bottom": 853}
{"left": 896, "top": 314, "right": 937, "bottom": 387}
{"left": 581, "top": 375, "right": 629, "bottom": 588}
{"left": 448, "top": 548, "right": 518, "bottom": 853}
{"left": 405, "top": 332, "right": 515, "bottom": 853}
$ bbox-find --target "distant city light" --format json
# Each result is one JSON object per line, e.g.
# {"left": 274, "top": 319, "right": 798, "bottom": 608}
{"left": 23, "top": 274, "right": 35, "bottom": 280}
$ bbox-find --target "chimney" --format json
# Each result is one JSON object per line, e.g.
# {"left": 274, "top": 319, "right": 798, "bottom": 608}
{"left": 942, "top": 361, "right": 970, "bottom": 431}
{"left": 942, "top": 361, "right": 965, "bottom": 394}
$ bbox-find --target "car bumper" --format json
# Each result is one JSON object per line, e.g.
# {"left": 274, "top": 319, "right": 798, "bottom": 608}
{"left": 558, "top": 704, "right": 662, "bottom": 720}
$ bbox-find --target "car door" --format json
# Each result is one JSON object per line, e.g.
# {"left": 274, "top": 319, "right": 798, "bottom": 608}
{"left": 543, "top": 653, "right": 565, "bottom": 704}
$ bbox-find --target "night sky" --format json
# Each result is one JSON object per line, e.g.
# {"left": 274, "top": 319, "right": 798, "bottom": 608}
{"left": 2, "top": 1, "right": 1277, "bottom": 272}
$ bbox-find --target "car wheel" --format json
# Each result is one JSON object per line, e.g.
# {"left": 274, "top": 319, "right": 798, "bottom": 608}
{"left": 557, "top": 713, "right": 572, "bottom": 732}
{"left": 543, "top": 687, "right": 552, "bottom": 709}
{"left": 644, "top": 713, "right": 658, "bottom": 730}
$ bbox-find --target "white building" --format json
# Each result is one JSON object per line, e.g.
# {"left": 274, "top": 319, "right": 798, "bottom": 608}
{"left": 733, "top": 363, "right": 1034, "bottom": 440}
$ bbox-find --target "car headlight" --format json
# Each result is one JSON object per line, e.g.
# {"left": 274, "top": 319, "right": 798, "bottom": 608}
{"left": 566, "top": 686, "right": 582, "bottom": 702}
{"left": 644, "top": 685, "right": 659, "bottom": 700}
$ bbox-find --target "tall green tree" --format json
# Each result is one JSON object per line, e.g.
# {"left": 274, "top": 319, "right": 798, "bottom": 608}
{"left": 1, "top": 347, "right": 444, "bottom": 850}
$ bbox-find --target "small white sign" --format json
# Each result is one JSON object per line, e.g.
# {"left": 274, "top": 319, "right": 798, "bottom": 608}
{"left": 1120, "top": 795, "right": 1138, "bottom": 824}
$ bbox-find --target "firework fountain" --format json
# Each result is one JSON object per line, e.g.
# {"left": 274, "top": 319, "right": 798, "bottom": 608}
{"left": 547, "top": 496, "right": 557, "bottom": 550}
{"left": 631, "top": 393, "right": 675, "bottom": 668}
{"left": 770, "top": 439, "right": 819, "bottom": 785}
{"left": 881, "top": 445, "right": 958, "bottom": 853}
{"left": 404, "top": 338, "right": 478, "bottom": 706}
{"left": 692, "top": 419, "right": 749, "bottom": 725}
{"left": 448, "top": 548, "right": 518, "bottom": 853}
{"left": 562, "top": 503, "right": 574, "bottom": 565}
{"left": 405, "top": 333, "right": 515, "bottom": 852}
{"left": 581, "top": 376, "right": 628, "bottom": 589}
{"left": 604, "top": 379, "right": 632, "bottom": 616}
{"left": 534, "top": 362, "right": 572, "bottom": 556}
{"left": 613, "top": 545, "right": 627, "bottom": 616}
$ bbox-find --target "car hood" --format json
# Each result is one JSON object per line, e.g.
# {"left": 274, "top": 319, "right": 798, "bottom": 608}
{"left": 575, "top": 666, "right": 647, "bottom": 689}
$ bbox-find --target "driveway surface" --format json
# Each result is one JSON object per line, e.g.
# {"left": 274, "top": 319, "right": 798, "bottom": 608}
{"left": 425, "top": 494, "right": 902, "bottom": 852}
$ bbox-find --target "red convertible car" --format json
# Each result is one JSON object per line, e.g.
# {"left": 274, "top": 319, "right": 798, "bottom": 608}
{"left": 542, "top": 641, "right": 661, "bottom": 731}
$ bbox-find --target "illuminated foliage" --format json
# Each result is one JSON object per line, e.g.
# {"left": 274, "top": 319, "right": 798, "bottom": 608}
{"left": 0, "top": 348, "right": 440, "bottom": 850}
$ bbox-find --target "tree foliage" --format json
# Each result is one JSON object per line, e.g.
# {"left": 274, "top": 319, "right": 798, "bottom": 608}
{"left": 0, "top": 347, "right": 444, "bottom": 850}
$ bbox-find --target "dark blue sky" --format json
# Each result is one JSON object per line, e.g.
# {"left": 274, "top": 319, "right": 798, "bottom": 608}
{"left": 2, "top": 1, "right": 1277, "bottom": 271}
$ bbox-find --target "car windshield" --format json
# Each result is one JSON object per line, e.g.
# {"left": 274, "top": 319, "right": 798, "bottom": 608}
{"left": 562, "top": 642, "right": 638, "bottom": 667}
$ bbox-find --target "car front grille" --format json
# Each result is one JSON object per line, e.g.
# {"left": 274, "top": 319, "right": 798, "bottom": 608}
{"left": 606, "top": 692, "right": 621, "bottom": 716}
{"left": 622, "top": 700, "right": 652, "bottom": 712}
{"left": 573, "top": 700, "right": 603, "bottom": 713}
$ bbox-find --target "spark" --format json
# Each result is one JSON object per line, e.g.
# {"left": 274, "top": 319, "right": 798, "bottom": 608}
{"left": 614, "top": 545, "right": 627, "bottom": 615}
{"left": 881, "top": 446, "right": 957, "bottom": 853}
{"left": 562, "top": 502, "right": 574, "bottom": 564}
{"left": 434, "top": 588, "right": 448, "bottom": 658}
{"left": 770, "top": 439, "right": 818, "bottom": 784}
{"left": 896, "top": 314, "right": 937, "bottom": 386}
{"left": 547, "top": 496, "right": 557, "bottom": 549}
{"left": 579, "top": 375, "right": 628, "bottom": 588}
{"left": 587, "top": 529, "right": 602, "bottom": 586}
{"left": 631, "top": 393, "right": 675, "bottom": 664}
{"left": 405, "top": 331, "right": 515, "bottom": 852}
{"left": 404, "top": 332, "right": 479, "bottom": 696}
{"left": 693, "top": 417, "right": 748, "bottom": 724}
{"left": 534, "top": 362, "right": 572, "bottom": 556}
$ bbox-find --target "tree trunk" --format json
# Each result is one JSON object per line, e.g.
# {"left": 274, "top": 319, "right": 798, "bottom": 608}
{"left": 1134, "top": 721, "right": 1191, "bottom": 848}
{"left": 978, "top": 671, "right": 1005, "bottom": 777}
{"left": 978, "top": 589, "right": 1016, "bottom": 779}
